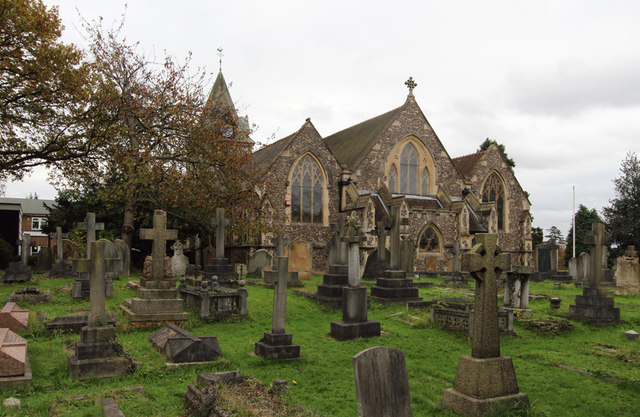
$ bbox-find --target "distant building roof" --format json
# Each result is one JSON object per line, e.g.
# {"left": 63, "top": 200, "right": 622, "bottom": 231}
{"left": 452, "top": 151, "right": 485, "bottom": 177}
{"left": 0, "top": 198, "right": 55, "bottom": 215}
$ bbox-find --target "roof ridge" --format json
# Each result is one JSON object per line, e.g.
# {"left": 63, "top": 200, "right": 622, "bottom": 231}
{"left": 324, "top": 103, "right": 405, "bottom": 139}
{"left": 452, "top": 149, "right": 485, "bottom": 161}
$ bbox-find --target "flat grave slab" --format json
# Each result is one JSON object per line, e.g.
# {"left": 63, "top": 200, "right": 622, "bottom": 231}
{"left": 0, "top": 328, "right": 27, "bottom": 379}
{"left": 0, "top": 302, "right": 28, "bottom": 331}
{"left": 150, "top": 324, "right": 221, "bottom": 364}
{"left": 45, "top": 312, "right": 116, "bottom": 332}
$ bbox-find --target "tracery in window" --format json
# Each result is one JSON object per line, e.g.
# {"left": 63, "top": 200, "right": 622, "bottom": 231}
{"left": 400, "top": 143, "right": 418, "bottom": 194}
{"left": 389, "top": 164, "right": 398, "bottom": 193}
{"left": 418, "top": 225, "right": 441, "bottom": 252}
{"left": 291, "top": 155, "right": 324, "bottom": 223}
{"left": 421, "top": 168, "right": 429, "bottom": 195}
{"left": 482, "top": 172, "right": 505, "bottom": 230}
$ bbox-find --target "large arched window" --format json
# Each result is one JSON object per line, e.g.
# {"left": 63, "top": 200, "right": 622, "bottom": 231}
{"left": 389, "top": 164, "right": 397, "bottom": 194}
{"left": 482, "top": 172, "right": 505, "bottom": 230}
{"left": 418, "top": 224, "right": 441, "bottom": 253}
{"left": 291, "top": 155, "right": 324, "bottom": 223}
{"left": 400, "top": 143, "right": 419, "bottom": 194}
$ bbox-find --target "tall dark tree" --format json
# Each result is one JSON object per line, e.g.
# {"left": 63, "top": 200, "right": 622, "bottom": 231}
{"left": 531, "top": 226, "right": 544, "bottom": 247}
{"left": 603, "top": 152, "right": 640, "bottom": 257}
{"left": 478, "top": 138, "right": 515, "bottom": 168}
{"left": 0, "top": 0, "right": 92, "bottom": 187}
{"left": 565, "top": 204, "right": 603, "bottom": 264}
{"left": 545, "top": 226, "right": 564, "bottom": 242}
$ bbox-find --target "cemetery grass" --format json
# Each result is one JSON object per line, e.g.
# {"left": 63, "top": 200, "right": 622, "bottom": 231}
{"left": 0, "top": 276, "right": 637, "bottom": 416}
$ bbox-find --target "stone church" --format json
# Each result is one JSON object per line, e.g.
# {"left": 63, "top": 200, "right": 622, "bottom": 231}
{"left": 219, "top": 74, "right": 533, "bottom": 275}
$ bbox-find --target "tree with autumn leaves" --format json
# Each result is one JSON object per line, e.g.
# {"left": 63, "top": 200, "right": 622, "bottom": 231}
{"left": 2, "top": 1, "right": 265, "bottom": 248}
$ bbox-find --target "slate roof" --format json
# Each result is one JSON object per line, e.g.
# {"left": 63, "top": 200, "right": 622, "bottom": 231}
{"left": 0, "top": 198, "right": 55, "bottom": 215}
{"left": 324, "top": 103, "right": 406, "bottom": 169}
{"left": 403, "top": 195, "right": 443, "bottom": 210}
{"left": 452, "top": 151, "right": 484, "bottom": 177}
{"left": 252, "top": 129, "right": 299, "bottom": 172}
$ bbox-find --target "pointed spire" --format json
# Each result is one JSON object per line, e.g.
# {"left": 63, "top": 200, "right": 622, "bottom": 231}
{"left": 217, "top": 47, "right": 224, "bottom": 72}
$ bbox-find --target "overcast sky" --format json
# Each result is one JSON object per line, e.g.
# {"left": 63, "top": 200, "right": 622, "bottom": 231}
{"left": 5, "top": 0, "right": 639, "bottom": 238}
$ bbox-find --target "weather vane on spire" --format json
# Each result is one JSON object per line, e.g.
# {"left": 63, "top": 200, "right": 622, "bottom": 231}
{"left": 217, "top": 47, "right": 224, "bottom": 71}
{"left": 405, "top": 76, "right": 417, "bottom": 97}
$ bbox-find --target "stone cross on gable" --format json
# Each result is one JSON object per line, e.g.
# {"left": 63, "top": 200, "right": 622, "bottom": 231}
{"left": 462, "top": 233, "right": 511, "bottom": 359}
{"left": 375, "top": 220, "right": 390, "bottom": 263}
{"left": 208, "top": 208, "right": 231, "bottom": 259}
{"left": 405, "top": 76, "right": 417, "bottom": 96}
{"left": 50, "top": 226, "right": 68, "bottom": 262}
{"left": 17, "top": 234, "right": 31, "bottom": 265}
{"left": 140, "top": 210, "right": 178, "bottom": 281}
{"left": 77, "top": 212, "right": 105, "bottom": 258}
{"left": 584, "top": 222, "right": 610, "bottom": 288}
{"left": 73, "top": 240, "right": 121, "bottom": 327}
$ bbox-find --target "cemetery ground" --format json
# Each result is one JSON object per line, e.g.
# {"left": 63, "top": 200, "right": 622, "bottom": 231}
{"left": 1, "top": 275, "right": 639, "bottom": 417}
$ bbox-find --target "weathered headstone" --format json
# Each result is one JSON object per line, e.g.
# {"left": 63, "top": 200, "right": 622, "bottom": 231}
{"left": 316, "top": 213, "right": 350, "bottom": 308}
{"left": 353, "top": 347, "right": 412, "bottom": 417}
{"left": 2, "top": 235, "right": 33, "bottom": 283}
{"left": 202, "top": 209, "right": 238, "bottom": 285}
{"left": 535, "top": 240, "right": 558, "bottom": 279}
{"left": 114, "top": 239, "right": 131, "bottom": 277}
{"left": 171, "top": 241, "right": 189, "bottom": 277}
{"left": 264, "top": 233, "right": 299, "bottom": 285}
{"left": 370, "top": 206, "right": 422, "bottom": 303}
{"left": 400, "top": 235, "right": 416, "bottom": 276}
{"left": 569, "top": 223, "right": 620, "bottom": 325}
{"left": 150, "top": 324, "right": 221, "bottom": 363}
{"left": 504, "top": 267, "right": 532, "bottom": 310}
{"left": 363, "top": 220, "right": 392, "bottom": 280}
{"left": 68, "top": 240, "right": 135, "bottom": 380}
{"left": 0, "top": 302, "right": 29, "bottom": 331}
{"left": 48, "top": 227, "right": 73, "bottom": 278}
{"left": 248, "top": 249, "right": 272, "bottom": 277}
{"left": 121, "top": 210, "right": 188, "bottom": 325}
{"left": 445, "top": 241, "right": 469, "bottom": 286}
{"left": 36, "top": 247, "right": 53, "bottom": 272}
{"left": 255, "top": 254, "right": 300, "bottom": 359}
{"left": 442, "top": 233, "right": 529, "bottom": 417}
{"left": 331, "top": 211, "right": 381, "bottom": 340}
{"left": 615, "top": 246, "right": 639, "bottom": 295}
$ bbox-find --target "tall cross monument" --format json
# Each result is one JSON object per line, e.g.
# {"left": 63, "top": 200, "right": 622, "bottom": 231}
{"left": 140, "top": 210, "right": 178, "bottom": 281}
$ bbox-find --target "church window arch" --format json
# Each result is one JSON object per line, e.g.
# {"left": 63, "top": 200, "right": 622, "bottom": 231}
{"left": 385, "top": 137, "right": 435, "bottom": 196}
{"left": 290, "top": 154, "right": 325, "bottom": 224}
{"left": 482, "top": 172, "right": 506, "bottom": 231}
{"left": 418, "top": 224, "right": 442, "bottom": 253}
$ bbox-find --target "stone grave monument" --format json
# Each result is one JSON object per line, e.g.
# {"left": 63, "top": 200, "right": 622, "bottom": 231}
{"left": 68, "top": 240, "right": 136, "bottom": 380}
{"left": 255, "top": 249, "right": 300, "bottom": 359}
{"left": 363, "top": 219, "right": 391, "bottom": 280}
{"left": 330, "top": 211, "right": 381, "bottom": 341}
{"left": 614, "top": 246, "right": 639, "bottom": 295}
{"left": 248, "top": 249, "right": 271, "bottom": 278}
{"left": 179, "top": 277, "right": 248, "bottom": 321}
{"left": 171, "top": 241, "right": 189, "bottom": 277}
{"left": 121, "top": 210, "right": 188, "bottom": 325}
{"left": 48, "top": 227, "right": 73, "bottom": 277}
{"left": 353, "top": 347, "right": 412, "bottom": 417}
{"left": 264, "top": 233, "right": 298, "bottom": 286}
{"left": 150, "top": 324, "right": 222, "bottom": 364}
{"left": 2, "top": 234, "right": 32, "bottom": 283}
{"left": 0, "top": 302, "right": 29, "bottom": 331}
{"left": 114, "top": 239, "right": 131, "bottom": 277}
{"left": 535, "top": 240, "right": 558, "bottom": 280}
{"left": 503, "top": 265, "right": 533, "bottom": 311}
{"left": 0, "top": 328, "right": 31, "bottom": 388}
{"left": 36, "top": 246, "right": 53, "bottom": 273}
{"left": 202, "top": 209, "right": 238, "bottom": 285}
{"left": 370, "top": 206, "right": 422, "bottom": 303}
{"left": 445, "top": 241, "right": 469, "bottom": 286}
{"left": 569, "top": 222, "right": 620, "bottom": 325}
{"left": 442, "top": 233, "right": 529, "bottom": 417}
{"left": 315, "top": 213, "right": 350, "bottom": 308}
{"left": 72, "top": 213, "right": 106, "bottom": 298}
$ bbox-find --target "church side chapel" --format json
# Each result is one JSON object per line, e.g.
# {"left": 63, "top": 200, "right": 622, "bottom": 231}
{"left": 235, "top": 76, "right": 533, "bottom": 275}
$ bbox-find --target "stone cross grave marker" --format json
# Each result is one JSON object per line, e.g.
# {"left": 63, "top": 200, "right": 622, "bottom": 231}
{"left": 375, "top": 220, "right": 389, "bottom": 263}
{"left": 336, "top": 212, "right": 348, "bottom": 265}
{"left": 50, "top": 227, "right": 68, "bottom": 262}
{"left": 584, "top": 222, "right": 609, "bottom": 288}
{"left": 77, "top": 212, "right": 105, "bottom": 258}
{"left": 265, "top": 256, "right": 290, "bottom": 334}
{"left": 73, "top": 240, "right": 121, "bottom": 327}
{"left": 462, "top": 233, "right": 510, "bottom": 359}
{"left": 17, "top": 234, "right": 31, "bottom": 266}
{"left": 208, "top": 208, "right": 230, "bottom": 259}
{"left": 342, "top": 211, "right": 364, "bottom": 287}
{"left": 275, "top": 231, "right": 290, "bottom": 258}
{"left": 389, "top": 205, "right": 402, "bottom": 270}
{"left": 353, "top": 346, "right": 412, "bottom": 417}
{"left": 453, "top": 241, "right": 461, "bottom": 273}
{"left": 140, "top": 210, "right": 178, "bottom": 281}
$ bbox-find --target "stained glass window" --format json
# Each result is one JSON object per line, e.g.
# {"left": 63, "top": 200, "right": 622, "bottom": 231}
{"left": 482, "top": 172, "right": 505, "bottom": 230}
{"left": 291, "top": 155, "right": 323, "bottom": 223}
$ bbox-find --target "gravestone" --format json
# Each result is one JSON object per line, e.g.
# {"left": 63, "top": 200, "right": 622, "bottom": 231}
{"left": 370, "top": 206, "right": 422, "bottom": 303}
{"left": 400, "top": 235, "right": 416, "bottom": 276}
{"left": 248, "top": 249, "right": 272, "bottom": 277}
{"left": 0, "top": 328, "right": 29, "bottom": 383}
{"left": 72, "top": 238, "right": 116, "bottom": 299}
{"left": 36, "top": 247, "right": 53, "bottom": 272}
{"left": 264, "top": 233, "right": 299, "bottom": 285}
{"left": 363, "top": 220, "right": 391, "bottom": 280}
{"left": 77, "top": 212, "right": 105, "bottom": 258}
{"left": 68, "top": 240, "right": 136, "bottom": 380}
{"left": 353, "top": 347, "right": 412, "bottom": 417}
{"left": 121, "top": 210, "right": 188, "bottom": 325}
{"left": 255, "top": 253, "right": 300, "bottom": 359}
{"left": 0, "top": 302, "right": 29, "bottom": 331}
{"left": 114, "top": 239, "right": 131, "bottom": 277}
{"left": 171, "top": 241, "right": 189, "bottom": 277}
{"left": 150, "top": 324, "right": 221, "bottom": 363}
{"left": 316, "top": 213, "right": 350, "bottom": 308}
{"left": 48, "top": 227, "right": 73, "bottom": 278}
{"left": 576, "top": 252, "right": 590, "bottom": 282}
{"left": 203, "top": 209, "right": 238, "bottom": 285}
{"left": 179, "top": 278, "right": 248, "bottom": 321}
{"left": 330, "top": 211, "right": 381, "bottom": 340}
{"left": 2, "top": 234, "right": 32, "bottom": 283}
{"left": 569, "top": 223, "right": 620, "bottom": 325}
{"left": 504, "top": 267, "right": 532, "bottom": 310}
{"left": 535, "top": 241, "right": 558, "bottom": 279}
{"left": 614, "top": 246, "right": 639, "bottom": 295}
{"left": 442, "top": 233, "right": 529, "bottom": 417}
{"left": 445, "top": 241, "right": 469, "bottom": 286}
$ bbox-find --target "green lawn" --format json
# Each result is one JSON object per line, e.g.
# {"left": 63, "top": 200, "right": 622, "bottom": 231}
{"left": 1, "top": 274, "right": 639, "bottom": 416}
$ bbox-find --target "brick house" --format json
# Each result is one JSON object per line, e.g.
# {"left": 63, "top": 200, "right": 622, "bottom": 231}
{"left": 221, "top": 74, "right": 534, "bottom": 275}
{"left": 0, "top": 198, "right": 55, "bottom": 257}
